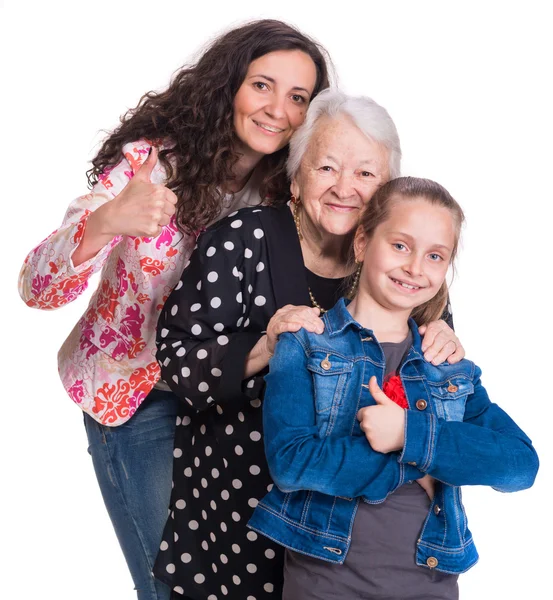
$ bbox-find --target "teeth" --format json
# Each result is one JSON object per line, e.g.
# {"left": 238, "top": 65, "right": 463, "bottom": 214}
{"left": 393, "top": 278, "right": 419, "bottom": 290}
{"left": 255, "top": 121, "right": 283, "bottom": 133}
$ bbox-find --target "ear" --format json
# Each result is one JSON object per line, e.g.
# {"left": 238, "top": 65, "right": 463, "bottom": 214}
{"left": 290, "top": 177, "right": 300, "bottom": 200}
{"left": 353, "top": 226, "right": 368, "bottom": 263}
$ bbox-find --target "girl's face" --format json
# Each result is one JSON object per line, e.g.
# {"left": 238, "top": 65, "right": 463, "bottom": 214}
{"left": 233, "top": 50, "right": 317, "bottom": 159}
{"left": 355, "top": 198, "right": 456, "bottom": 315}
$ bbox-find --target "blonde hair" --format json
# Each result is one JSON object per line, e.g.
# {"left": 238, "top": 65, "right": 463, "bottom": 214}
{"left": 355, "top": 176, "right": 465, "bottom": 326}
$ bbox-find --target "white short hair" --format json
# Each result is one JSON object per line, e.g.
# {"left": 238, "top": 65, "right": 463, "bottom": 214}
{"left": 287, "top": 89, "right": 401, "bottom": 180}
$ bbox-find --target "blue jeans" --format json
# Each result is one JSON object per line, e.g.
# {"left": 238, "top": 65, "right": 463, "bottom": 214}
{"left": 84, "top": 388, "right": 179, "bottom": 600}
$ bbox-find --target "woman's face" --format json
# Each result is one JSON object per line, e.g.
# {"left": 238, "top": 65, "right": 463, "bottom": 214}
{"left": 233, "top": 50, "right": 317, "bottom": 159}
{"left": 292, "top": 115, "right": 390, "bottom": 238}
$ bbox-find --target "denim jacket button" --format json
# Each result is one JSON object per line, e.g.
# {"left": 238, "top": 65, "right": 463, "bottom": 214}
{"left": 407, "top": 461, "right": 417, "bottom": 466}
{"left": 321, "top": 359, "right": 331, "bottom": 370}
{"left": 447, "top": 382, "right": 458, "bottom": 393}
{"left": 361, "top": 336, "right": 373, "bottom": 342}
{"left": 416, "top": 399, "right": 428, "bottom": 410}
{"left": 434, "top": 504, "right": 441, "bottom": 515}
{"left": 427, "top": 556, "right": 438, "bottom": 568}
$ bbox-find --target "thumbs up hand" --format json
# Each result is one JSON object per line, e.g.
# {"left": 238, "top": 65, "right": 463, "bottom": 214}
{"left": 357, "top": 376, "right": 406, "bottom": 453}
{"left": 103, "top": 146, "right": 178, "bottom": 238}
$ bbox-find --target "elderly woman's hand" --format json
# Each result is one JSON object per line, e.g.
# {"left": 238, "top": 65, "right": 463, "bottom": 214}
{"left": 244, "top": 305, "right": 324, "bottom": 378}
{"left": 266, "top": 305, "right": 324, "bottom": 355}
{"left": 418, "top": 320, "right": 465, "bottom": 365}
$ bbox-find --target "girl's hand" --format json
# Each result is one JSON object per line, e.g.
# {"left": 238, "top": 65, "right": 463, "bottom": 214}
{"left": 416, "top": 474, "right": 436, "bottom": 501}
{"left": 357, "top": 376, "right": 405, "bottom": 453}
{"left": 100, "top": 146, "right": 178, "bottom": 238}
{"left": 265, "top": 305, "right": 324, "bottom": 356}
{"left": 243, "top": 305, "right": 324, "bottom": 379}
{"left": 419, "top": 320, "right": 465, "bottom": 365}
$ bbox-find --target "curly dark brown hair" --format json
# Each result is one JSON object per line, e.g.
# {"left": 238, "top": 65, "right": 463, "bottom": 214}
{"left": 87, "top": 19, "right": 331, "bottom": 235}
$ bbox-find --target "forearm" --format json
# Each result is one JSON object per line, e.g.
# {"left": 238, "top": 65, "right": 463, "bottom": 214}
{"left": 400, "top": 408, "right": 539, "bottom": 491}
{"left": 243, "top": 335, "right": 272, "bottom": 379}
{"left": 266, "top": 431, "right": 421, "bottom": 501}
{"left": 72, "top": 203, "right": 118, "bottom": 267}
{"left": 158, "top": 313, "right": 263, "bottom": 411}
{"left": 18, "top": 161, "right": 130, "bottom": 308}
{"left": 18, "top": 204, "right": 118, "bottom": 309}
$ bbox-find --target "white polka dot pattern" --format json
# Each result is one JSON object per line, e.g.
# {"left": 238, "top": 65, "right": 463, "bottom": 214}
{"left": 153, "top": 208, "right": 286, "bottom": 597}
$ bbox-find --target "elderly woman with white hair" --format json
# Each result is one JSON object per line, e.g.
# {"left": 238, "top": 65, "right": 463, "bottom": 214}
{"left": 152, "top": 89, "right": 464, "bottom": 600}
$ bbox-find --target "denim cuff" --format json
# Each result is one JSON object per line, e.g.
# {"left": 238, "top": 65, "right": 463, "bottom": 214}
{"left": 399, "top": 459, "right": 425, "bottom": 483}
{"left": 399, "top": 410, "right": 437, "bottom": 472}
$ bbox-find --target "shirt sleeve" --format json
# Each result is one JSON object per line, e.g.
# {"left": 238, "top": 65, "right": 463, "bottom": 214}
{"left": 262, "top": 332, "right": 422, "bottom": 502}
{"left": 156, "top": 212, "right": 270, "bottom": 412}
{"left": 17, "top": 141, "right": 151, "bottom": 310}
{"left": 441, "top": 297, "right": 454, "bottom": 330}
{"left": 399, "top": 364, "right": 539, "bottom": 492}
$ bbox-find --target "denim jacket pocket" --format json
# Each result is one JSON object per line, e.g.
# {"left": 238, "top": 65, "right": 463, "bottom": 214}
{"left": 307, "top": 351, "right": 353, "bottom": 435}
{"left": 428, "top": 377, "right": 474, "bottom": 421}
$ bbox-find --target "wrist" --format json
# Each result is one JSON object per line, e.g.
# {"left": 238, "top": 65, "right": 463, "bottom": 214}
{"left": 91, "top": 202, "right": 117, "bottom": 238}
{"left": 264, "top": 334, "right": 275, "bottom": 358}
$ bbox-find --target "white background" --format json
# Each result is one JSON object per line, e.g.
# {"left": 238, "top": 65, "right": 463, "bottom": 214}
{"left": 1, "top": 1, "right": 551, "bottom": 598}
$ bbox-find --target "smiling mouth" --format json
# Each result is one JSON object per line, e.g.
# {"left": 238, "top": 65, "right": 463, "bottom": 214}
{"left": 252, "top": 120, "right": 285, "bottom": 134}
{"left": 390, "top": 277, "right": 423, "bottom": 291}
{"left": 326, "top": 203, "right": 358, "bottom": 212}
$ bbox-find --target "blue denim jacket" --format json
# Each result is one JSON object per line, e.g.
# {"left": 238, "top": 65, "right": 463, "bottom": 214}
{"left": 248, "top": 298, "right": 539, "bottom": 574}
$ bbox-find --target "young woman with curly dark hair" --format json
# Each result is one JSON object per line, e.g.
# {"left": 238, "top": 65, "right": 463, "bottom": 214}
{"left": 18, "top": 19, "right": 330, "bottom": 600}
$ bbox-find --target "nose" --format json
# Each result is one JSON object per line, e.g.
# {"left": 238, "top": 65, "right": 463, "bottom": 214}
{"left": 333, "top": 171, "right": 355, "bottom": 200}
{"left": 403, "top": 253, "right": 424, "bottom": 277}
{"left": 264, "top": 93, "right": 286, "bottom": 120}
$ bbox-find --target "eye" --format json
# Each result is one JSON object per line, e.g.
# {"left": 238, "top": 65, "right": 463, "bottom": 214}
{"left": 253, "top": 81, "right": 269, "bottom": 91}
{"left": 428, "top": 253, "right": 443, "bottom": 262}
{"left": 319, "top": 165, "right": 334, "bottom": 172}
{"left": 360, "top": 170, "right": 374, "bottom": 177}
{"left": 291, "top": 94, "right": 307, "bottom": 104}
{"left": 393, "top": 243, "right": 407, "bottom": 251}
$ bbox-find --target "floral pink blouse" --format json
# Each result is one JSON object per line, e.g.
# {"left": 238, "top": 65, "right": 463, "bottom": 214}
{"left": 18, "top": 140, "right": 264, "bottom": 426}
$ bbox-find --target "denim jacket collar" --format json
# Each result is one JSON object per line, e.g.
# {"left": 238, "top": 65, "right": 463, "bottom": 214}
{"left": 325, "top": 298, "right": 424, "bottom": 362}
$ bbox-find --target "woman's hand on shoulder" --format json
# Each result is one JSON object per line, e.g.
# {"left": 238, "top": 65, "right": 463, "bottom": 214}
{"left": 243, "top": 305, "right": 323, "bottom": 379}
{"left": 419, "top": 320, "right": 465, "bottom": 365}
{"left": 97, "top": 146, "right": 178, "bottom": 238}
{"left": 266, "top": 305, "right": 324, "bottom": 356}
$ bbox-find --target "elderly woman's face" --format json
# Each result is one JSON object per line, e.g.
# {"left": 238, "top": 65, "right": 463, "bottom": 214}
{"left": 291, "top": 115, "right": 390, "bottom": 237}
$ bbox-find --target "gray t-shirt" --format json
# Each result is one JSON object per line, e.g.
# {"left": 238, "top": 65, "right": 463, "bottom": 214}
{"left": 283, "top": 332, "right": 459, "bottom": 600}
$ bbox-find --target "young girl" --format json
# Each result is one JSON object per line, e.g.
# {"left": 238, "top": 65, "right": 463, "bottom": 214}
{"left": 17, "top": 19, "right": 330, "bottom": 600}
{"left": 248, "top": 176, "right": 539, "bottom": 599}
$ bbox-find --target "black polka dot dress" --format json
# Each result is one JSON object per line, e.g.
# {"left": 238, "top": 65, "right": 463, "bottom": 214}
{"left": 153, "top": 204, "right": 312, "bottom": 600}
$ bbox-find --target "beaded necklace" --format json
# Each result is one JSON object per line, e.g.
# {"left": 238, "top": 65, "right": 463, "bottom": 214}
{"left": 292, "top": 200, "right": 361, "bottom": 314}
